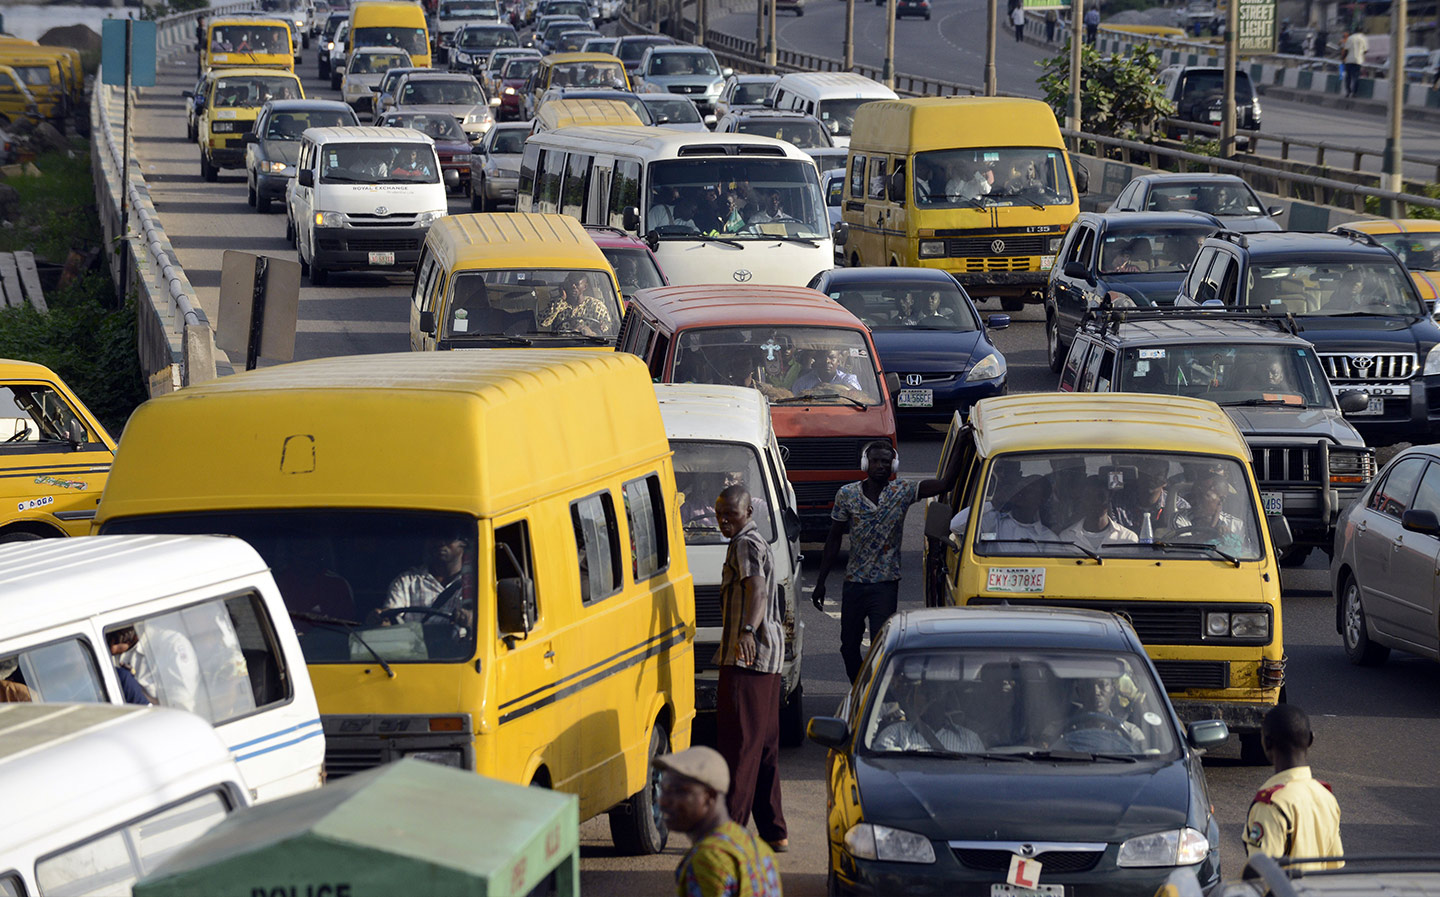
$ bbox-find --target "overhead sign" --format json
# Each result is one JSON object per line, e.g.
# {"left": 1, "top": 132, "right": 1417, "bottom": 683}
{"left": 101, "top": 19, "right": 157, "bottom": 87}
{"left": 1236, "top": 0, "right": 1276, "bottom": 54}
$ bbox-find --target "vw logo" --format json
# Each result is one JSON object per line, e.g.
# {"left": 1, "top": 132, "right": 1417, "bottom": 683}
{"left": 374, "top": 206, "right": 389, "bottom": 216}
{"left": 991, "top": 239, "right": 1006, "bottom": 254}
{"left": 733, "top": 269, "right": 753, "bottom": 283}
{"left": 1350, "top": 355, "right": 1376, "bottom": 369}
{"left": 904, "top": 374, "right": 924, "bottom": 386}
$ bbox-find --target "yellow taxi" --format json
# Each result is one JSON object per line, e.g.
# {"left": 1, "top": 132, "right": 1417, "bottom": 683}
{"left": 1332, "top": 218, "right": 1440, "bottom": 312}
{"left": 0, "top": 359, "right": 115, "bottom": 542}
{"left": 197, "top": 67, "right": 304, "bottom": 181}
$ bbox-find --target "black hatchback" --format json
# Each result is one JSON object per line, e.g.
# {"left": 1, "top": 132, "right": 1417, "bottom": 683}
{"left": 809, "top": 606, "right": 1229, "bottom": 897}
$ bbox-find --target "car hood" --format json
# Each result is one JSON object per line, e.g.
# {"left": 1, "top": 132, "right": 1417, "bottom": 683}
{"left": 643, "top": 74, "right": 721, "bottom": 89}
{"left": 260, "top": 139, "right": 301, "bottom": 164}
{"left": 855, "top": 754, "right": 1192, "bottom": 843}
{"left": 1294, "top": 314, "right": 1440, "bottom": 353}
{"left": 1221, "top": 405, "right": 1364, "bottom": 445}
{"left": 432, "top": 138, "right": 474, "bottom": 155}
{"left": 1102, "top": 273, "right": 1190, "bottom": 306}
{"left": 868, "top": 328, "right": 990, "bottom": 374}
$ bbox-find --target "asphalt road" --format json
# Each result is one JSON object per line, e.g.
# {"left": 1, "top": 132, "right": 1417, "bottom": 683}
{"left": 130, "top": 38, "right": 1440, "bottom": 897}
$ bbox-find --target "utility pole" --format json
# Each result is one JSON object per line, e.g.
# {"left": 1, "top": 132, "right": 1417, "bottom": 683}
{"left": 1068, "top": 0, "right": 1083, "bottom": 131}
{"left": 1383, "top": 0, "right": 1406, "bottom": 210}
{"left": 883, "top": 0, "right": 896, "bottom": 88}
{"left": 1221, "top": 0, "right": 1238, "bottom": 157}
{"left": 767, "top": 0, "right": 777, "bottom": 66}
{"left": 984, "top": 0, "right": 997, "bottom": 95}
{"left": 844, "top": 0, "right": 855, "bottom": 70}
{"left": 696, "top": 0, "right": 706, "bottom": 46}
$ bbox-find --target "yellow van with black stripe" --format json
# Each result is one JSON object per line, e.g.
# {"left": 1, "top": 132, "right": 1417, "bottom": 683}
{"left": 203, "top": 15, "right": 296, "bottom": 73}
{"left": 0, "top": 50, "right": 67, "bottom": 124}
{"left": 94, "top": 350, "right": 695, "bottom": 855}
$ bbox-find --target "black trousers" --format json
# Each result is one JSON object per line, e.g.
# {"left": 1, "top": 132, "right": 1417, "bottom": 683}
{"left": 717, "top": 665, "right": 787, "bottom": 843}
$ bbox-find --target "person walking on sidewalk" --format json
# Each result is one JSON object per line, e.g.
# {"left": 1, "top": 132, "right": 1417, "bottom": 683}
{"left": 1243, "top": 704, "right": 1344, "bottom": 872}
{"left": 1045, "top": 9, "right": 1057, "bottom": 42}
{"left": 714, "top": 483, "right": 789, "bottom": 855}
{"left": 812, "top": 441, "right": 963, "bottom": 682}
{"left": 1084, "top": 6, "right": 1100, "bottom": 44}
{"left": 1341, "top": 29, "right": 1368, "bottom": 98}
{"left": 1012, "top": 6, "right": 1026, "bottom": 43}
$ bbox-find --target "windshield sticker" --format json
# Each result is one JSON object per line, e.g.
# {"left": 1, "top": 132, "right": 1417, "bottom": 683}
{"left": 760, "top": 339, "right": 782, "bottom": 361}
{"left": 850, "top": 347, "right": 868, "bottom": 358}
{"left": 1134, "top": 360, "right": 1150, "bottom": 375}
{"left": 1263, "top": 393, "right": 1304, "bottom": 405}
{"left": 452, "top": 308, "right": 469, "bottom": 332}
{"left": 34, "top": 475, "right": 87, "bottom": 491}
{"left": 1143, "top": 712, "right": 1162, "bottom": 726}
{"left": 1136, "top": 348, "right": 1166, "bottom": 359}
{"left": 982, "top": 152, "right": 999, "bottom": 162}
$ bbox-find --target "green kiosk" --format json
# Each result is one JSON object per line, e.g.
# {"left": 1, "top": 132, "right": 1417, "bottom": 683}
{"left": 134, "top": 758, "right": 580, "bottom": 897}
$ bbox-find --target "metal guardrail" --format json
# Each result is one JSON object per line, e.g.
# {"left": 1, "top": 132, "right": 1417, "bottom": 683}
{"left": 1159, "top": 117, "right": 1440, "bottom": 185}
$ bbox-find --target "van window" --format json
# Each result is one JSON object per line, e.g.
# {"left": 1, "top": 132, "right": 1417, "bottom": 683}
{"left": 561, "top": 151, "right": 590, "bottom": 220}
{"left": 623, "top": 474, "right": 670, "bottom": 580}
{"left": 649, "top": 331, "right": 670, "bottom": 380}
{"left": 35, "top": 790, "right": 230, "bottom": 896}
{"left": 671, "top": 440, "right": 775, "bottom": 543}
{"left": 848, "top": 155, "right": 866, "bottom": 199}
{"left": 608, "top": 159, "right": 641, "bottom": 229}
{"left": 1059, "top": 339, "right": 1089, "bottom": 391}
{"left": 494, "top": 520, "right": 537, "bottom": 627}
{"left": 1, "top": 873, "right": 20, "bottom": 897}
{"left": 0, "top": 383, "right": 94, "bottom": 450}
{"left": 0, "top": 638, "right": 107, "bottom": 703}
{"left": 867, "top": 157, "right": 887, "bottom": 201}
{"left": 572, "top": 491, "right": 622, "bottom": 604}
{"left": 519, "top": 143, "right": 540, "bottom": 200}
{"left": 914, "top": 148, "right": 1073, "bottom": 209}
{"left": 537, "top": 149, "right": 566, "bottom": 211}
{"left": 631, "top": 318, "right": 656, "bottom": 357}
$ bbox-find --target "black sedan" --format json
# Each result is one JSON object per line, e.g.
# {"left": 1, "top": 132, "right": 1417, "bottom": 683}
{"left": 808, "top": 606, "right": 1228, "bottom": 897}
{"left": 1108, "top": 173, "right": 1283, "bottom": 234}
{"left": 243, "top": 99, "right": 358, "bottom": 213}
{"left": 1045, "top": 211, "right": 1222, "bottom": 372}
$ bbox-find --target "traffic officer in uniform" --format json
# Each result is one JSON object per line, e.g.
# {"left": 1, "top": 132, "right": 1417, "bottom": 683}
{"left": 1243, "top": 704, "right": 1344, "bottom": 871}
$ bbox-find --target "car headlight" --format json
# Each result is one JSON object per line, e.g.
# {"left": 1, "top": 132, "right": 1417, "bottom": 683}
{"left": 1117, "top": 827, "right": 1210, "bottom": 867}
{"left": 1049, "top": 235, "right": 1064, "bottom": 253}
{"left": 315, "top": 210, "right": 344, "bottom": 227}
{"left": 1424, "top": 343, "right": 1440, "bottom": 376}
{"left": 1329, "top": 448, "right": 1373, "bottom": 484}
{"left": 417, "top": 210, "right": 446, "bottom": 227}
{"left": 918, "top": 240, "right": 945, "bottom": 259}
{"left": 464, "top": 109, "right": 493, "bottom": 125}
{"left": 708, "top": 81, "right": 723, "bottom": 95}
{"left": 260, "top": 160, "right": 289, "bottom": 173}
{"left": 966, "top": 352, "right": 1004, "bottom": 382}
{"left": 402, "top": 749, "right": 465, "bottom": 768}
{"left": 1205, "top": 611, "right": 1269, "bottom": 640}
{"left": 844, "top": 823, "right": 935, "bottom": 864}
{"left": 454, "top": 51, "right": 471, "bottom": 63}
{"left": 325, "top": 40, "right": 334, "bottom": 50}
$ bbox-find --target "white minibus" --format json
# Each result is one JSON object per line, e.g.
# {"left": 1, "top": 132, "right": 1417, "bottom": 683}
{"left": 767, "top": 71, "right": 898, "bottom": 148}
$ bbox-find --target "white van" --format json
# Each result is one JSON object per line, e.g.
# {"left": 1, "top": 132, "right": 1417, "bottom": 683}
{"left": 767, "top": 71, "right": 898, "bottom": 148}
{"left": 0, "top": 703, "right": 250, "bottom": 897}
{"left": 654, "top": 384, "right": 807, "bottom": 746}
{"left": 287, "top": 125, "right": 448, "bottom": 287}
{"left": 0, "top": 534, "right": 325, "bottom": 804}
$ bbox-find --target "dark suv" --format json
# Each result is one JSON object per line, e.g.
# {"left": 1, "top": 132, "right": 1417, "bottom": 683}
{"left": 1174, "top": 231, "right": 1440, "bottom": 443}
{"left": 1157, "top": 65, "right": 1261, "bottom": 143}
{"left": 1059, "top": 306, "right": 1374, "bottom": 561}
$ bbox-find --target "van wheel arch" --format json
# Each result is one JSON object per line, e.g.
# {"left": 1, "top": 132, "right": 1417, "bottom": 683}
{"left": 0, "top": 523, "right": 62, "bottom": 543}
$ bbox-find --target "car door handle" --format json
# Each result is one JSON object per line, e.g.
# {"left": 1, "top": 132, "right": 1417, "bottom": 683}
{"left": 1394, "top": 536, "right": 1403, "bottom": 551}
{"left": 1357, "top": 520, "right": 1367, "bottom": 533}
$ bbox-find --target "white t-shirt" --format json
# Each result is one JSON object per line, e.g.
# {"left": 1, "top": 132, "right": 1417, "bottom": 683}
{"left": 1343, "top": 32, "right": 1368, "bottom": 64}
{"left": 1058, "top": 518, "right": 1139, "bottom": 553}
{"left": 1012, "top": 8, "right": 1025, "bottom": 26}
{"left": 951, "top": 503, "right": 1057, "bottom": 542}
{"left": 947, "top": 173, "right": 992, "bottom": 201}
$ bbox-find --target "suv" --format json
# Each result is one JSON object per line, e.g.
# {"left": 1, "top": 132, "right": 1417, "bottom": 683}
{"left": 633, "top": 45, "right": 727, "bottom": 120}
{"left": 1060, "top": 307, "right": 1374, "bottom": 561}
{"left": 1157, "top": 65, "right": 1260, "bottom": 144}
{"left": 1174, "top": 231, "right": 1440, "bottom": 443}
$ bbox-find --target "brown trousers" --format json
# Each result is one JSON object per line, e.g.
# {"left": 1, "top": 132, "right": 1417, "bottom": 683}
{"left": 716, "top": 665, "right": 787, "bottom": 843}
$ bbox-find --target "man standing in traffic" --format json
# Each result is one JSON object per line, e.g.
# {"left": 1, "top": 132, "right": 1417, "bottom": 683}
{"left": 657, "top": 746, "right": 783, "bottom": 897}
{"left": 1244, "top": 704, "right": 1344, "bottom": 871}
{"left": 1342, "top": 29, "right": 1368, "bottom": 97}
{"left": 714, "top": 484, "right": 788, "bottom": 854}
{"left": 813, "top": 441, "right": 963, "bottom": 682}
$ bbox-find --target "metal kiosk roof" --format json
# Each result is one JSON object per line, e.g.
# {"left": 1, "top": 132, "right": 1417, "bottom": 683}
{"left": 133, "top": 758, "right": 579, "bottom": 897}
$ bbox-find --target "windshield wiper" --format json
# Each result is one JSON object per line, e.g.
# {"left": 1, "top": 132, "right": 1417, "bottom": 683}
{"left": 321, "top": 172, "right": 373, "bottom": 182}
{"left": 876, "top": 748, "right": 1024, "bottom": 761}
{"left": 656, "top": 231, "right": 743, "bottom": 248}
{"left": 763, "top": 234, "right": 820, "bottom": 247}
{"left": 995, "top": 192, "right": 1046, "bottom": 210}
{"left": 529, "top": 329, "right": 612, "bottom": 344}
{"left": 453, "top": 334, "right": 533, "bottom": 346}
{"left": 1221, "top": 398, "right": 1306, "bottom": 407}
{"left": 982, "top": 537, "right": 1101, "bottom": 563}
{"left": 289, "top": 611, "right": 395, "bottom": 678}
{"left": 771, "top": 391, "right": 867, "bottom": 409}
{"left": 1016, "top": 749, "right": 1138, "bottom": 763}
{"left": 1128, "top": 541, "right": 1242, "bottom": 567}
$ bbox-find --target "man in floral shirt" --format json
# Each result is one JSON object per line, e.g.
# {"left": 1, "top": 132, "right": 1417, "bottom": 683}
{"left": 812, "top": 441, "right": 962, "bottom": 681}
{"left": 659, "top": 746, "right": 783, "bottom": 897}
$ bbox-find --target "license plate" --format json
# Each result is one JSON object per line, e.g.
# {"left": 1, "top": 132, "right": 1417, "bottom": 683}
{"left": 1351, "top": 397, "right": 1386, "bottom": 416}
{"left": 986, "top": 567, "right": 1045, "bottom": 592}
{"left": 897, "top": 388, "right": 933, "bottom": 408}
{"left": 992, "top": 886, "right": 1064, "bottom": 896}
{"left": 368, "top": 251, "right": 395, "bottom": 266}
{"left": 1262, "top": 491, "right": 1283, "bottom": 516}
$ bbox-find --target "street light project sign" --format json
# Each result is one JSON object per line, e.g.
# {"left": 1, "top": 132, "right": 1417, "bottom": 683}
{"left": 1236, "top": 0, "right": 1276, "bottom": 53}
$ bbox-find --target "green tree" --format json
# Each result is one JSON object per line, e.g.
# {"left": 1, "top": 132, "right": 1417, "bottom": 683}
{"left": 1037, "top": 40, "right": 1174, "bottom": 141}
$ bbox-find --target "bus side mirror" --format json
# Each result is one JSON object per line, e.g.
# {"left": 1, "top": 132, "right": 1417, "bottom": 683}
{"left": 884, "top": 371, "right": 900, "bottom": 396}
{"left": 498, "top": 575, "right": 537, "bottom": 635}
{"left": 1338, "top": 390, "right": 1370, "bottom": 414}
{"left": 419, "top": 310, "right": 436, "bottom": 335}
{"left": 1187, "top": 719, "right": 1229, "bottom": 749}
{"left": 65, "top": 418, "right": 86, "bottom": 450}
{"left": 1266, "top": 513, "right": 1293, "bottom": 555}
{"left": 782, "top": 506, "right": 799, "bottom": 542}
{"left": 807, "top": 716, "right": 849, "bottom": 749}
{"left": 298, "top": 169, "right": 314, "bottom": 187}
{"left": 622, "top": 205, "right": 640, "bottom": 233}
{"left": 1073, "top": 161, "right": 1089, "bottom": 194}
{"left": 887, "top": 170, "right": 904, "bottom": 203}
{"left": 832, "top": 221, "right": 849, "bottom": 246}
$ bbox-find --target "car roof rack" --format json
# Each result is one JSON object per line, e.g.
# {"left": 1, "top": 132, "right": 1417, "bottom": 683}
{"left": 1077, "top": 302, "right": 1297, "bottom": 337}
{"left": 1333, "top": 227, "right": 1383, "bottom": 249}
{"left": 1213, "top": 229, "right": 1248, "bottom": 249}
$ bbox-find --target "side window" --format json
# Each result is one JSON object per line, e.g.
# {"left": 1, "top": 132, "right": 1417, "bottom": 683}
{"left": 0, "top": 637, "right": 107, "bottom": 703}
{"left": 1213, "top": 254, "right": 1238, "bottom": 305}
{"left": 495, "top": 520, "right": 538, "bottom": 630}
{"left": 35, "top": 791, "right": 230, "bottom": 896}
{"left": 1083, "top": 345, "right": 1109, "bottom": 391}
{"left": 411, "top": 252, "right": 433, "bottom": 309}
{"left": 561, "top": 151, "right": 589, "bottom": 220}
{"left": 1187, "top": 248, "right": 1219, "bottom": 301}
{"left": 1060, "top": 339, "right": 1091, "bottom": 391}
{"left": 536, "top": 149, "right": 566, "bottom": 212}
{"left": 1065, "top": 225, "right": 1094, "bottom": 266}
{"left": 889, "top": 159, "right": 905, "bottom": 204}
{"left": 632, "top": 319, "right": 657, "bottom": 359}
{"left": 1369, "top": 457, "right": 1428, "bottom": 518}
{"left": 571, "top": 491, "right": 622, "bottom": 604}
{"left": 1413, "top": 462, "right": 1440, "bottom": 521}
{"left": 608, "top": 159, "right": 640, "bottom": 229}
{"left": 424, "top": 267, "right": 446, "bottom": 316}
{"left": 623, "top": 475, "right": 670, "bottom": 581}
{"left": 649, "top": 331, "right": 671, "bottom": 380}
{"left": 1095, "top": 350, "right": 1116, "bottom": 392}
{"left": 107, "top": 591, "right": 291, "bottom": 726}
{"left": 868, "top": 156, "right": 887, "bottom": 200}
{"left": 1, "top": 873, "right": 21, "bottom": 897}
{"left": 518, "top": 142, "right": 541, "bottom": 205}
{"left": 849, "top": 154, "right": 866, "bottom": 199}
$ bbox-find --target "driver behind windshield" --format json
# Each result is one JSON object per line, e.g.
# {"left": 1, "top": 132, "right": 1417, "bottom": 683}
{"left": 1052, "top": 674, "right": 1146, "bottom": 752}
{"left": 791, "top": 349, "right": 860, "bottom": 393}
{"left": 1174, "top": 471, "right": 1250, "bottom": 554}
{"left": 381, "top": 528, "right": 471, "bottom": 628}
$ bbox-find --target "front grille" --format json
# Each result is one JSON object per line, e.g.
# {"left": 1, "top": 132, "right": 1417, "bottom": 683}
{"left": 695, "top": 584, "right": 722, "bottom": 628}
{"left": 347, "top": 213, "right": 420, "bottom": 228}
{"left": 322, "top": 236, "right": 422, "bottom": 252}
{"left": 953, "top": 848, "right": 1102, "bottom": 874}
{"left": 969, "top": 598, "right": 1200, "bottom": 643}
{"left": 1319, "top": 352, "right": 1417, "bottom": 382}
{"left": 946, "top": 235, "right": 1048, "bottom": 257}
{"left": 667, "top": 84, "right": 705, "bottom": 94}
{"left": 1252, "top": 445, "right": 1320, "bottom": 484}
{"left": 325, "top": 746, "right": 386, "bottom": 778}
{"left": 791, "top": 480, "right": 846, "bottom": 507}
{"left": 779, "top": 436, "right": 869, "bottom": 470}
{"left": 1154, "top": 659, "right": 1230, "bottom": 690}
{"left": 957, "top": 256, "right": 1036, "bottom": 272}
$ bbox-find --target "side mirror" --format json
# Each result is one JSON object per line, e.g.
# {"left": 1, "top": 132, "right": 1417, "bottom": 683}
{"left": 1403, "top": 508, "right": 1440, "bottom": 536}
{"left": 622, "top": 205, "right": 640, "bottom": 233}
{"left": 923, "top": 500, "right": 955, "bottom": 544}
{"left": 782, "top": 506, "right": 799, "bottom": 542}
{"left": 242, "top": 132, "right": 259, "bottom": 143}
{"left": 471, "top": 143, "right": 486, "bottom": 154}
{"left": 182, "top": 89, "right": 194, "bottom": 99}
{"left": 1266, "top": 512, "right": 1293, "bottom": 555}
{"left": 887, "top": 169, "right": 904, "bottom": 203}
{"left": 806, "top": 716, "right": 849, "bottom": 749}
{"left": 987, "top": 313, "right": 1011, "bottom": 330}
{"left": 1186, "top": 719, "right": 1229, "bottom": 749}
{"left": 370, "top": 84, "right": 382, "bottom": 92}
{"left": 65, "top": 418, "right": 86, "bottom": 450}
{"left": 655, "top": 113, "right": 671, "bottom": 124}
{"left": 1338, "top": 389, "right": 1370, "bottom": 414}
{"left": 1063, "top": 260, "right": 1092, "bottom": 282}
{"left": 1268, "top": 205, "right": 1283, "bottom": 217}
{"left": 419, "top": 310, "right": 436, "bottom": 335}
{"left": 497, "top": 575, "right": 537, "bottom": 635}
{"left": 1072, "top": 160, "right": 1089, "bottom": 194}
{"left": 832, "top": 220, "right": 849, "bottom": 247}
{"left": 761, "top": 96, "right": 774, "bottom": 108}
{"left": 884, "top": 371, "right": 901, "bottom": 396}
{"left": 722, "top": 66, "right": 733, "bottom": 77}
{"left": 298, "top": 168, "right": 314, "bottom": 187}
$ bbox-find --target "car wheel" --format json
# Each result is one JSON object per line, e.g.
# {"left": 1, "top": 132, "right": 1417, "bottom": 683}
{"left": 1001, "top": 296, "right": 1025, "bottom": 312}
{"left": 1239, "top": 732, "right": 1267, "bottom": 765}
{"left": 256, "top": 192, "right": 272, "bottom": 214}
{"left": 1341, "top": 573, "right": 1389, "bottom": 666}
{"left": 330, "top": 72, "right": 342, "bottom": 91}
{"left": 309, "top": 254, "right": 329, "bottom": 286}
{"left": 608, "top": 721, "right": 669, "bottom": 855}
{"left": 925, "top": 11, "right": 931, "bottom": 18}
{"left": 319, "top": 60, "right": 329, "bottom": 79}
{"left": 779, "top": 684, "right": 806, "bottom": 748}
{"left": 796, "top": 7, "right": 804, "bottom": 14}
{"left": 201, "top": 154, "right": 217, "bottom": 183}
{"left": 1045, "top": 311, "right": 1064, "bottom": 373}
{"left": 0, "top": 531, "right": 45, "bottom": 544}
{"left": 246, "top": 178, "right": 257, "bottom": 207}
{"left": 471, "top": 179, "right": 487, "bottom": 211}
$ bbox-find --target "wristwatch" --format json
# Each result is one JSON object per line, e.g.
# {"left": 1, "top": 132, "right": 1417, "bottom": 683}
{"left": 742, "top": 624, "right": 756, "bottom": 634}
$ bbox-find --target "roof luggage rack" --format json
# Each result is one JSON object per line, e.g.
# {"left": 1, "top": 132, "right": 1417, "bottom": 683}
{"left": 1077, "top": 301, "right": 1297, "bottom": 336}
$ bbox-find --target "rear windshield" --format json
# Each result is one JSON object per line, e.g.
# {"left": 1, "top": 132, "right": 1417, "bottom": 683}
{"left": 732, "top": 80, "right": 774, "bottom": 106}
{"left": 212, "top": 75, "right": 301, "bottom": 106}
{"left": 265, "top": 108, "right": 355, "bottom": 138}
{"left": 618, "top": 38, "right": 671, "bottom": 64}
{"left": 735, "top": 118, "right": 828, "bottom": 149}
{"left": 350, "top": 51, "right": 410, "bottom": 73}
{"left": 400, "top": 78, "right": 483, "bottom": 105}
{"left": 550, "top": 60, "right": 626, "bottom": 89}
{"left": 1178, "top": 69, "right": 1254, "bottom": 103}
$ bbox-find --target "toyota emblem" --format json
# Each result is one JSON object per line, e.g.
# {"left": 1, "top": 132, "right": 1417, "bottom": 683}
{"left": 991, "top": 239, "right": 1006, "bottom": 254}
{"left": 374, "top": 206, "right": 389, "bottom": 216}
{"left": 1350, "top": 355, "right": 1376, "bottom": 369}
{"left": 733, "top": 269, "right": 753, "bottom": 283}
{"left": 904, "top": 374, "right": 923, "bottom": 386}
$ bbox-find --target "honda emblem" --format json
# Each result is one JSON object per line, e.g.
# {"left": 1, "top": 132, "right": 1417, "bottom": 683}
{"left": 904, "top": 374, "right": 923, "bottom": 386}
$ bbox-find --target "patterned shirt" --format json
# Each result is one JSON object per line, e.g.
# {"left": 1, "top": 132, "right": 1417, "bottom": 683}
{"left": 537, "top": 293, "right": 613, "bottom": 334}
{"left": 832, "top": 479, "right": 921, "bottom": 583}
{"left": 675, "top": 820, "right": 783, "bottom": 897}
{"left": 716, "top": 520, "right": 783, "bottom": 674}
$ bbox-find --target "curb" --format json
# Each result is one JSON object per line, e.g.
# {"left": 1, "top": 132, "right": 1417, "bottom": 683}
{"left": 1259, "top": 84, "right": 1440, "bottom": 126}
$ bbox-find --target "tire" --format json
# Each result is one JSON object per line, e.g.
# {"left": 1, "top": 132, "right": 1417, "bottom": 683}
{"left": 1001, "top": 296, "right": 1025, "bottom": 312}
{"left": 298, "top": 236, "right": 311, "bottom": 276}
{"left": 309, "top": 254, "right": 329, "bottom": 286}
{"left": 256, "top": 192, "right": 272, "bottom": 214}
{"left": 1277, "top": 544, "right": 1310, "bottom": 567}
{"left": 925, "top": 11, "right": 931, "bottom": 18}
{"left": 608, "top": 721, "right": 668, "bottom": 855}
{"left": 319, "top": 60, "right": 329, "bottom": 79}
{"left": 1341, "top": 574, "right": 1389, "bottom": 666}
{"left": 471, "top": 180, "right": 486, "bottom": 211}
{"left": 201, "top": 153, "right": 217, "bottom": 182}
{"left": 0, "top": 531, "right": 45, "bottom": 544}
{"left": 779, "top": 684, "right": 806, "bottom": 748}
{"left": 1239, "top": 732, "right": 1267, "bottom": 765}
{"left": 1045, "top": 312, "right": 1064, "bottom": 374}
{"left": 246, "top": 178, "right": 257, "bottom": 207}
{"left": 187, "top": 118, "right": 196, "bottom": 141}
{"left": 330, "top": 72, "right": 342, "bottom": 91}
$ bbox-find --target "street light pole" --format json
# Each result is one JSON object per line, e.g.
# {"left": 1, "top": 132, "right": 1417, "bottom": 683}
{"left": 1383, "top": 0, "right": 1406, "bottom": 210}
{"left": 1068, "top": 0, "right": 1083, "bottom": 131}
{"left": 1221, "top": 0, "right": 1238, "bottom": 157}
{"left": 984, "top": 0, "right": 997, "bottom": 95}
{"left": 883, "top": 0, "right": 896, "bottom": 88}
{"left": 767, "top": 0, "right": 777, "bottom": 66}
{"left": 844, "top": 0, "right": 855, "bottom": 70}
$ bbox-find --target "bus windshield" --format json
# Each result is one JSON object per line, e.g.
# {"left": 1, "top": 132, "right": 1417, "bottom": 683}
{"left": 446, "top": 268, "right": 620, "bottom": 339}
{"left": 212, "top": 76, "right": 301, "bottom": 106}
{"left": 102, "top": 510, "right": 481, "bottom": 665}
{"left": 914, "top": 147, "right": 1074, "bottom": 209}
{"left": 353, "top": 26, "right": 429, "bottom": 56}
{"left": 671, "top": 441, "right": 776, "bottom": 545}
{"left": 671, "top": 325, "right": 884, "bottom": 406}
{"left": 320, "top": 142, "right": 439, "bottom": 184}
{"left": 647, "top": 158, "right": 827, "bottom": 240}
